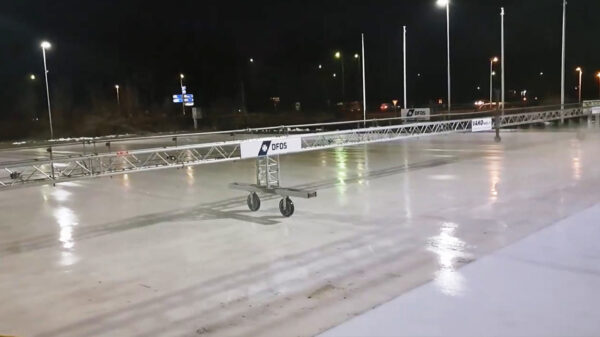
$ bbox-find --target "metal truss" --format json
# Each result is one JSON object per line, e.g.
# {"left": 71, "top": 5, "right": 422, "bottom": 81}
{"left": 0, "top": 141, "right": 242, "bottom": 190}
{"left": 498, "top": 107, "right": 584, "bottom": 127}
{"left": 0, "top": 108, "right": 588, "bottom": 191}
{"left": 300, "top": 119, "right": 471, "bottom": 152}
{"left": 256, "top": 156, "right": 281, "bottom": 188}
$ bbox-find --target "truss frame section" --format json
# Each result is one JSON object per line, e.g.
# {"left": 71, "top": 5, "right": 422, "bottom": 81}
{"left": 300, "top": 119, "right": 472, "bottom": 151}
{"left": 0, "top": 140, "right": 243, "bottom": 189}
{"left": 498, "top": 108, "right": 584, "bottom": 127}
{"left": 0, "top": 109, "right": 587, "bottom": 191}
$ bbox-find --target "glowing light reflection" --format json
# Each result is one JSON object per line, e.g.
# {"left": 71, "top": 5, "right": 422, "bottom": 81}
{"left": 571, "top": 140, "right": 582, "bottom": 181}
{"left": 53, "top": 207, "right": 79, "bottom": 251}
{"left": 122, "top": 174, "right": 130, "bottom": 188}
{"left": 51, "top": 188, "right": 71, "bottom": 202}
{"left": 427, "top": 222, "right": 471, "bottom": 297}
{"left": 335, "top": 148, "right": 348, "bottom": 193}
{"left": 186, "top": 167, "right": 195, "bottom": 185}
{"left": 487, "top": 156, "right": 502, "bottom": 202}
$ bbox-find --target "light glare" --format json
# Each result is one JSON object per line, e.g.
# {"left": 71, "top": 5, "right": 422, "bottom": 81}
{"left": 436, "top": 0, "right": 449, "bottom": 7}
{"left": 41, "top": 41, "right": 51, "bottom": 49}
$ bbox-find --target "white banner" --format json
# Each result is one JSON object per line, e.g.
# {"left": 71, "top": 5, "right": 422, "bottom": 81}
{"left": 240, "top": 137, "right": 302, "bottom": 159}
{"left": 583, "top": 100, "right": 600, "bottom": 108}
{"left": 592, "top": 107, "right": 600, "bottom": 115}
{"left": 401, "top": 108, "right": 430, "bottom": 121}
{"left": 472, "top": 118, "right": 493, "bottom": 132}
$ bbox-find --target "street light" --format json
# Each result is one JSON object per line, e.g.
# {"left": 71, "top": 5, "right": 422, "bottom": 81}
{"left": 403, "top": 26, "right": 407, "bottom": 109}
{"left": 436, "top": 0, "right": 451, "bottom": 113}
{"left": 500, "top": 7, "right": 505, "bottom": 115}
{"left": 40, "top": 40, "right": 53, "bottom": 139}
{"left": 179, "top": 74, "right": 185, "bottom": 115}
{"left": 114, "top": 84, "right": 120, "bottom": 108}
{"left": 575, "top": 67, "right": 582, "bottom": 104}
{"left": 490, "top": 57, "right": 499, "bottom": 105}
{"left": 334, "top": 51, "right": 345, "bottom": 102}
{"left": 28, "top": 74, "right": 38, "bottom": 120}
{"left": 596, "top": 72, "right": 600, "bottom": 98}
{"left": 353, "top": 53, "right": 362, "bottom": 102}
{"left": 561, "top": 0, "right": 567, "bottom": 111}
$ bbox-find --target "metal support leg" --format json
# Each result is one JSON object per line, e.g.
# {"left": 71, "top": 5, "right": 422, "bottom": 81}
{"left": 47, "top": 146, "right": 56, "bottom": 187}
{"left": 494, "top": 108, "right": 501, "bottom": 142}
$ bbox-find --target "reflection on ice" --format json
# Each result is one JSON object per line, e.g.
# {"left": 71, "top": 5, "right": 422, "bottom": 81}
{"left": 427, "top": 222, "right": 471, "bottom": 297}
{"left": 570, "top": 140, "right": 582, "bottom": 181}
{"left": 186, "top": 166, "right": 195, "bottom": 185}
{"left": 53, "top": 207, "right": 79, "bottom": 251}
{"left": 51, "top": 188, "right": 71, "bottom": 202}
{"left": 335, "top": 148, "right": 348, "bottom": 194}
{"left": 487, "top": 155, "right": 502, "bottom": 203}
{"left": 429, "top": 174, "right": 457, "bottom": 181}
{"left": 60, "top": 251, "right": 78, "bottom": 267}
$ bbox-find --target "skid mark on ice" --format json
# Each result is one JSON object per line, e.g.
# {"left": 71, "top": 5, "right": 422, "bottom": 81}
{"left": 37, "top": 224, "right": 418, "bottom": 337}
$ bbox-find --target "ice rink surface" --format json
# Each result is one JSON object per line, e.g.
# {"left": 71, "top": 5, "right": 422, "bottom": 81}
{"left": 1, "top": 128, "right": 599, "bottom": 337}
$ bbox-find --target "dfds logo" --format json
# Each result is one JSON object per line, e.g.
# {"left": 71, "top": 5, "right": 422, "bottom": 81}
{"left": 258, "top": 141, "right": 272, "bottom": 156}
{"left": 258, "top": 140, "right": 288, "bottom": 156}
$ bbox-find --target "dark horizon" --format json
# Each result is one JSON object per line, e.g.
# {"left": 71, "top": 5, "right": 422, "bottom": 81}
{"left": 2, "top": 0, "right": 600, "bottom": 127}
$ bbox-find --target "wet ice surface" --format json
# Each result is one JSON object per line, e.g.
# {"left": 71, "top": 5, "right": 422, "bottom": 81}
{"left": 319, "top": 203, "right": 600, "bottom": 337}
{"left": 1, "top": 128, "right": 599, "bottom": 337}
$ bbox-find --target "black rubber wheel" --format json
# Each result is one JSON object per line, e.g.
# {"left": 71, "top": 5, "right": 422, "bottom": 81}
{"left": 247, "top": 193, "right": 261, "bottom": 212}
{"left": 279, "top": 197, "right": 295, "bottom": 217}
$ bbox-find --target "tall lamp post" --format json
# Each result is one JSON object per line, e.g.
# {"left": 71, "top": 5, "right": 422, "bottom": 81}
{"left": 29, "top": 74, "right": 38, "bottom": 120}
{"left": 115, "top": 84, "right": 120, "bottom": 106}
{"left": 436, "top": 0, "right": 451, "bottom": 113}
{"left": 114, "top": 84, "right": 121, "bottom": 115}
{"left": 597, "top": 73, "right": 600, "bottom": 99}
{"left": 490, "top": 57, "right": 499, "bottom": 106}
{"left": 403, "top": 26, "right": 408, "bottom": 109}
{"left": 561, "top": 0, "right": 567, "bottom": 112}
{"left": 41, "top": 41, "right": 53, "bottom": 139}
{"left": 501, "top": 7, "right": 505, "bottom": 114}
{"left": 354, "top": 53, "right": 361, "bottom": 101}
{"left": 575, "top": 67, "right": 582, "bottom": 104}
{"left": 334, "top": 51, "right": 345, "bottom": 102}
{"left": 179, "top": 73, "right": 185, "bottom": 115}
{"left": 361, "top": 33, "right": 367, "bottom": 125}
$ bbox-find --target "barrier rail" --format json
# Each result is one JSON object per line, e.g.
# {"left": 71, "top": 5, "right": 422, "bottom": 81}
{"left": 0, "top": 106, "right": 588, "bottom": 191}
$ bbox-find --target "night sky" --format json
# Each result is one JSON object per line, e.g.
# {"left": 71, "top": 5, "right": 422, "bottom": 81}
{"left": 2, "top": 0, "right": 600, "bottom": 119}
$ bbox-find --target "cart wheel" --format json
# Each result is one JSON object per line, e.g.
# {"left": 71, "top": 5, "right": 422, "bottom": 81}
{"left": 279, "top": 197, "right": 295, "bottom": 217}
{"left": 247, "top": 193, "right": 260, "bottom": 212}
